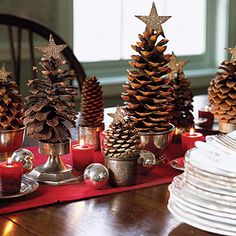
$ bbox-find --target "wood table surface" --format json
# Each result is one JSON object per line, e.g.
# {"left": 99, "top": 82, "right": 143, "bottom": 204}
{"left": 0, "top": 95, "right": 220, "bottom": 236}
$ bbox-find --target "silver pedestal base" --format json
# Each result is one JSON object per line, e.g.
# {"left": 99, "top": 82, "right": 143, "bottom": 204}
{"left": 27, "top": 165, "right": 80, "bottom": 185}
{"left": 27, "top": 140, "right": 81, "bottom": 185}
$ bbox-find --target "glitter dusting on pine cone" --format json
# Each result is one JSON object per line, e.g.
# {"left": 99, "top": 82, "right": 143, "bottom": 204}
{"left": 24, "top": 36, "right": 78, "bottom": 143}
{"left": 104, "top": 107, "right": 140, "bottom": 159}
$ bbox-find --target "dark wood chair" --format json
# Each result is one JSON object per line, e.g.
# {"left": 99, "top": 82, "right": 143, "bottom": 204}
{"left": 0, "top": 14, "right": 86, "bottom": 90}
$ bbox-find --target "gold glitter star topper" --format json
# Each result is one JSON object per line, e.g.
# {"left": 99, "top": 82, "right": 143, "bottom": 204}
{"left": 108, "top": 106, "right": 126, "bottom": 125}
{"left": 167, "top": 52, "right": 188, "bottom": 79}
{"left": 0, "top": 64, "right": 11, "bottom": 81}
{"left": 225, "top": 46, "right": 236, "bottom": 62}
{"left": 135, "top": 2, "right": 171, "bottom": 37}
{"left": 36, "top": 34, "right": 67, "bottom": 60}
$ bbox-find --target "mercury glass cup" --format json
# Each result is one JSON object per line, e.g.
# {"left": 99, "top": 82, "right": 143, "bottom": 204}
{"left": 139, "top": 124, "right": 175, "bottom": 161}
{"left": 0, "top": 126, "right": 25, "bottom": 162}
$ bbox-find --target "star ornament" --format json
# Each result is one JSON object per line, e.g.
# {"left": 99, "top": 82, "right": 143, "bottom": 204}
{"left": 167, "top": 52, "right": 188, "bottom": 79}
{"left": 135, "top": 2, "right": 171, "bottom": 37}
{"left": 36, "top": 34, "right": 67, "bottom": 60}
{"left": 108, "top": 106, "right": 126, "bottom": 125}
{"left": 225, "top": 46, "right": 236, "bottom": 62}
{"left": 0, "top": 64, "right": 11, "bottom": 81}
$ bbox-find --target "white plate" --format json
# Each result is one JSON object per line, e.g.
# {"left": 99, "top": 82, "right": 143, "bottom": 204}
{"left": 170, "top": 190, "right": 236, "bottom": 221}
{"left": 185, "top": 180, "right": 236, "bottom": 206}
{"left": 170, "top": 175, "right": 236, "bottom": 213}
{"left": 168, "top": 200, "right": 236, "bottom": 236}
{"left": 185, "top": 161, "right": 236, "bottom": 183}
{"left": 185, "top": 167, "right": 236, "bottom": 188}
{"left": 185, "top": 148, "right": 236, "bottom": 178}
{"left": 169, "top": 196, "right": 236, "bottom": 225}
{"left": 185, "top": 174, "right": 236, "bottom": 197}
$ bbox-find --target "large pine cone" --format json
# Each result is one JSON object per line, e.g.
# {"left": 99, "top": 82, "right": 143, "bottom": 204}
{"left": 208, "top": 60, "right": 236, "bottom": 124}
{"left": 80, "top": 76, "right": 104, "bottom": 127}
{"left": 24, "top": 58, "right": 78, "bottom": 143}
{"left": 104, "top": 110, "right": 140, "bottom": 159}
{"left": 171, "top": 72, "right": 194, "bottom": 128}
{"left": 122, "top": 27, "right": 174, "bottom": 132}
{"left": 0, "top": 77, "right": 23, "bottom": 130}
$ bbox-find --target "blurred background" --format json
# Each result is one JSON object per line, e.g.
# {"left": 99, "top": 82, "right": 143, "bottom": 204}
{"left": 0, "top": 0, "right": 235, "bottom": 107}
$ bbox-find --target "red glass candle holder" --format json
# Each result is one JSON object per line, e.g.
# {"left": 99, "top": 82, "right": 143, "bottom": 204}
{"left": 99, "top": 130, "right": 105, "bottom": 155}
{"left": 0, "top": 161, "right": 23, "bottom": 194}
{"left": 181, "top": 129, "right": 204, "bottom": 152}
{"left": 198, "top": 106, "right": 214, "bottom": 129}
{"left": 72, "top": 144, "right": 94, "bottom": 172}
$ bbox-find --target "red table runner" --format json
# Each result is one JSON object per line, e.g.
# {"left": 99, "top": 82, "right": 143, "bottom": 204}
{"left": 0, "top": 143, "right": 184, "bottom": 215}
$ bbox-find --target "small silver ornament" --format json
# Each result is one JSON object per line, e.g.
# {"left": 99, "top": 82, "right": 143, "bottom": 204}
{"left": 11, "top": 148, "right": 34, "bottom": 173}
{"left": 84, "top": 163, "right": 109, "bottom": 189}
{"left": 138, "top": 150, "right": 156, "bottom": 175}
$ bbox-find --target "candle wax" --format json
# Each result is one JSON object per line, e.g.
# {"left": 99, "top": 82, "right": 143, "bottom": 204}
{"left": 72, "top": 144, "right": 94, "bottom": 172}
{"left": 181, "top": 131, "right": 204, "bottom": 152}
{"left": 0, "top": 161, "right": 23, "bottom": 194}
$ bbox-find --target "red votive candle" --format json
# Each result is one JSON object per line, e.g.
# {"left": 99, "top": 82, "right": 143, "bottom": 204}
{"left": 72, "top": 143, "right": 94, "bottom": 172}
{"left": 0, "top": 160, "right": 23, "bottom": 194}
{"left": 198, "top": 106, "right": 214, "bottom": 129}
{"left": 181, "top": 128, "right": 204, "bottom": 151}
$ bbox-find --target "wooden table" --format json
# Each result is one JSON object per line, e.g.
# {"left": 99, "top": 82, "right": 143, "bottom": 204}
{"left": 0, "top": 95, "right": 219, "bottom": 236}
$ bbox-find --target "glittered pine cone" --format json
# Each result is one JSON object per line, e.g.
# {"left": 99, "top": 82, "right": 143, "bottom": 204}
{"left": 208, "top": 60, "right": 236, "bottom": 124}
{"left": 24, "top": 57, "right": 78, "bottom": 143}
{"left": 0, "top": 74, "right": 23, "bottom": 130}
{"left": 122, "top": 27, "right": 174, "bottom": 132}
{"left": 104, "top": 109, "right": 140, "bottom": 159}
{"left": 80, "top": 76, "right": 104, "bottom": 127}
{"left": 171, "top": 72, "right": 194, "bottom": 128}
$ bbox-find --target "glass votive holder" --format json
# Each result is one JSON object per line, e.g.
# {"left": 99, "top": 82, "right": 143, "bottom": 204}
{"left": 0, "top": 160, "right": 23, "bottom": 194}
{"left": 99, "top": 130, "right": 106, "bottom": 155}
{"left": 72, "top": 144, "right": 94, "bottom": 172}
{"left": 198, "top": 105, "right": 214, "bottom": 129}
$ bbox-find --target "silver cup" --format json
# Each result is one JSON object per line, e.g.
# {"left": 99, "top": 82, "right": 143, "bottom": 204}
{"left": 0, "top": 126, "right": 25, "bottom": 162}
{"left": 139, "top": 124, "right": 175, "bottom": 160}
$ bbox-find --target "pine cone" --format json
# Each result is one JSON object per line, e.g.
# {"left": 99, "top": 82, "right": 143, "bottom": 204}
{"left": 208, "top": 60, "right": 236, "bottom": 124}
{"left": 121, "top": 27, "right": 174, "bottom": 132}
{"left": 80, "top": 76, "right": 104, "bottom": 127}
{"left": 171, "top": 72, "right": 194, "bottom": 128}
{"left": 104, "top": 107, "right": 140, "bottom": 159}
{"left": 0, "top": 66, "right": 23, "bottom": 130}
{"left": 24, "top": 57, "right": 78, "bottom": 143}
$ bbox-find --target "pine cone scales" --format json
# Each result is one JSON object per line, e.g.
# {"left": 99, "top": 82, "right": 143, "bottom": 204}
{"left": 80, "top": 76, "right": 104, "bottom": 127}
{"left": 122, "top": 28, "right": 174, "bottom": 132}
{"left": 0, "top": 74, "right": 23, "bottom": 130}
{"left": 208, "top": 60, "right": 236, "bottom": 124}
{"left": 171, "top": 72, "right": 194, "bottom": 128}
{"left": 24, "top": 57, "right": 78, "bottom": 143}
{"left": 105, "top": 109, "right": 140, "bottom": 159}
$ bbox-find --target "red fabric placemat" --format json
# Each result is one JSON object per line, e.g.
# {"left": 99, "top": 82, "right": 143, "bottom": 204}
{"left": 0, "top": 143, "right": 184, "bottom": 215}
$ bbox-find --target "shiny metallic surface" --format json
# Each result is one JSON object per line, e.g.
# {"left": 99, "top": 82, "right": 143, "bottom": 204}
{"left": 137, "top": 150, "right": 156, "bottom": 175}
{"left": 11, "top": 148, "right": 34, "bottom": 173}
{"left": 139, "top": 124, "right": 175, "bottom": 159}
{"left": 105, "top": 156, "right": 138, "bottom": 187}
{"left": 0, "top": 176, "right": 39, "bottom": 199}
{"left": 84, "top": 163, "right": 109, "bottom": 189}
{"left": 219, "top": 121, "right": 236, "bottom": 133}
{"left": 78, "top": 126, "right": 104, "bottom": 151}
{"left": 27, "top": 140, "right": 80, "bottom": 185}
{"left": 0, "top": 127, "right": 25, "bottom": 162}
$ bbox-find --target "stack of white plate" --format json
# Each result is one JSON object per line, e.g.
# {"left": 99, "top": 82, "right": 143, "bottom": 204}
{"left": 168, "top": 146, "right": 236, "bottom": 236}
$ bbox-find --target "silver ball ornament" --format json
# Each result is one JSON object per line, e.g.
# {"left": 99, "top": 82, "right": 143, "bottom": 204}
{"left": 138, "top": 150, "right": 156, "bottom": 175}
{"left": 11, "top": 148, "right": 34, "bottom": 173}
{"left": 84, "top": 163, "right": 109, "bottom": 189}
